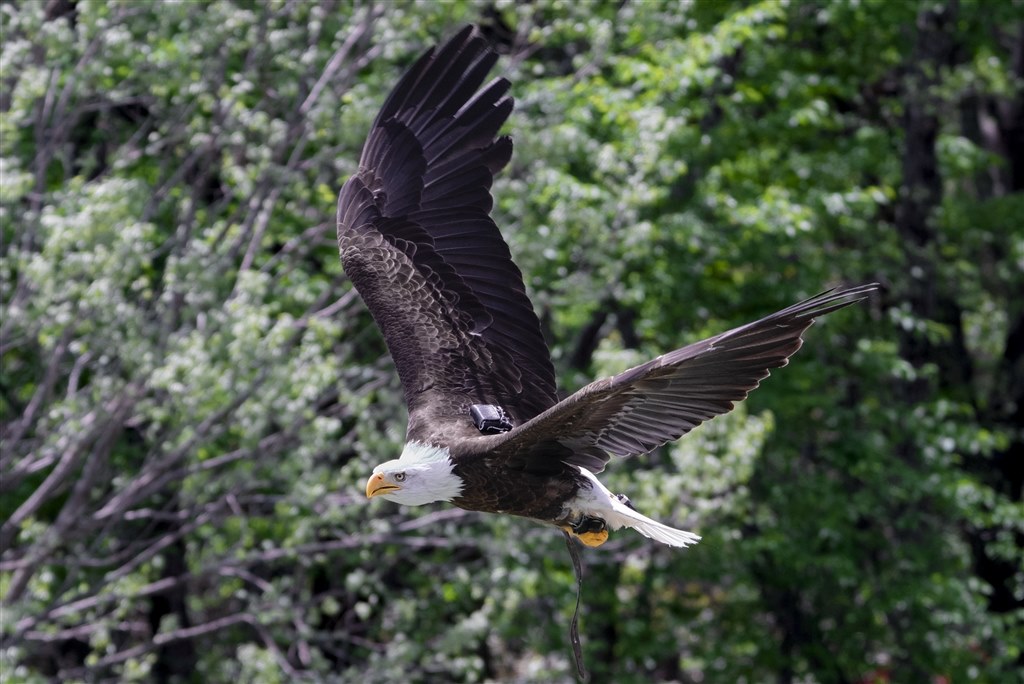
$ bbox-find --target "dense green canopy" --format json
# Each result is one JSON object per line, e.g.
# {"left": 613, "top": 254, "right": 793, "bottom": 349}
{"left": 2, "top": 1, "right": 1021, "bottom": 682}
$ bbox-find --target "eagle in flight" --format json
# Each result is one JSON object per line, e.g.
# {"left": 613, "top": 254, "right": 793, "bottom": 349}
{"left": 338, "top": 25, "right": 875, "bottom": 548}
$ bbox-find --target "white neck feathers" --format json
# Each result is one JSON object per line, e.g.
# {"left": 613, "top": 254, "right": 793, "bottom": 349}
{"left": 375, "top": 441, "right": 463, "bottom": 506}
{"left": 399, "top": 441, "right": 453, "bottom": 465}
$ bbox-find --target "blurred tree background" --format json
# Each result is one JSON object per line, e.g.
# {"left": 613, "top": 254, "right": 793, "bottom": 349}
{"left": 2, "top": 0, "right": 1022, "bottom": 682}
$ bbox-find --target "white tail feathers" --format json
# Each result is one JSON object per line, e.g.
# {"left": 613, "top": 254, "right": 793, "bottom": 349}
{"left": 574, "top": 467, "right": 702, "bottom": 548}
{"left": 606, "top": 501, "right": 702, "bottom": 548}
{"left": 623, "top": 514, "right": 702, "bottom": 548}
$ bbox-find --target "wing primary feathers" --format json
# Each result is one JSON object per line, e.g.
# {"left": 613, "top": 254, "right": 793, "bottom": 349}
{"left": 495, "top": 284, "right": 878, "bottom": 472}
{"left": 368, "top": 26, "right": 475, "bottom": 134}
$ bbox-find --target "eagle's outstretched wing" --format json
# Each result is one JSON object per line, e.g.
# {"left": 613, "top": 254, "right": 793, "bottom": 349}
{"left": 337, "top": 26, "right": 557, "bottom": 442}
{"left": 495, "top": 285, "right": 877, "bottom": 473}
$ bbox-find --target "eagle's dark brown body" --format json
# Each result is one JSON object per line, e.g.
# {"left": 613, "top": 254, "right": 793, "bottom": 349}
{"left": 451, "top": 456, "right": 587, "bottom": 524}
{"left": 344, "top": 26, "right": 876, "bottom": 547}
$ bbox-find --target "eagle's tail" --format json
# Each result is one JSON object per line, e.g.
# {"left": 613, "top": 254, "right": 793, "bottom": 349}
{"left": 608, "top": 502, "right": 702, "bottom": 548}
{"left": 573, "top": 467, "right": 701, "bottom": 548}
{"left": 627, "top": 517, "right": 702, "bottom": 547}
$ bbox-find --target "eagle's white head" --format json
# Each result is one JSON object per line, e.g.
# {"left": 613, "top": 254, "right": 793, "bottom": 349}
{"left": 365, "top": 441, "right": 463, "bottom": 506}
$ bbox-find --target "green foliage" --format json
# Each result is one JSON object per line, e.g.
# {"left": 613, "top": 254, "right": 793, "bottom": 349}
{"left": 3, "top": 1, "right": 1021, "bottom": 682}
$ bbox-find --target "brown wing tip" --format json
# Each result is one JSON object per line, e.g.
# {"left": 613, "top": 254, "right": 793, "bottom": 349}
{"left": 789, "top": 282, "right": 880, "bottom": 321}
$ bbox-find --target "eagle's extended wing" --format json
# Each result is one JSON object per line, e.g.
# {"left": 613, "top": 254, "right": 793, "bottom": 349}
{"left": 337, "top": 26, "right": 557, "bottom": 441}
{"left": 495, "top": 285, "right": 877, "bottom": 473}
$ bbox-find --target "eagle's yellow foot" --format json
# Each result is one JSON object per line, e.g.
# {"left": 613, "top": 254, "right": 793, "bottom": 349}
{"left": 575, "top": 528, "right": 609, "bottom": 547}
{"left": 559, "top": 525, "right": 610, "bottom": 547}
{"left": 561, "top": 516, "right": 610, "bottom": 547}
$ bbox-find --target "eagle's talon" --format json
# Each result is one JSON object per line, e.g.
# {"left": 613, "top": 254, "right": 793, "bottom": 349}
{"left": 571, "top": 515, "right": 607, "bottom": 536}
{"left": 559, "top": 516, "right": 610, "bottom": 546}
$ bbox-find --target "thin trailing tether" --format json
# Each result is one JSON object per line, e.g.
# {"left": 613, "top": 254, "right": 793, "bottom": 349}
{"left": 563, "top": 531, "right": 588, "bottom": 682}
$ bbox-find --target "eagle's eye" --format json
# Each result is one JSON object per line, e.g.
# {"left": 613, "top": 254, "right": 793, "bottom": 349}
{"left": 394, "top": 472, "right": 406, "bottom": 482}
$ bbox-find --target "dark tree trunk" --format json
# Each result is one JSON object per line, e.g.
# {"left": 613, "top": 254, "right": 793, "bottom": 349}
{"left": 148, "top": 512, "right": 197, "bottom": 682}
{"left": 896, "top": 1, "right": 1024, "bottom": 666}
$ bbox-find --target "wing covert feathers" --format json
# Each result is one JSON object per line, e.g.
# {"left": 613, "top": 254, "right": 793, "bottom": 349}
{"left": 337, "top": 26, "right": 556, "bottom": 438}
{"left": 496, "top": 284, "right": 878, "bottom": 473}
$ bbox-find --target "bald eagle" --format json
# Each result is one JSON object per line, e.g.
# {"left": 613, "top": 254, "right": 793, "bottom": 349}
{"left": 338, "top": 26, "right": 875, "bottom": 548}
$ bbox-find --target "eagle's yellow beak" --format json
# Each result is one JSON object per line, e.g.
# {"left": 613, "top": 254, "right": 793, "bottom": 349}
{"left": 366, "top": 472, "right": 401, "bottom": 498}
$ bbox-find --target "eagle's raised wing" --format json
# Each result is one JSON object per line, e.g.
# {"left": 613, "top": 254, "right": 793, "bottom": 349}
{"left": 337, "top": 26, "right": 557, "bottom": 442}
{"left": 495, "top": 285, "right": 877, "bottom": 473}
